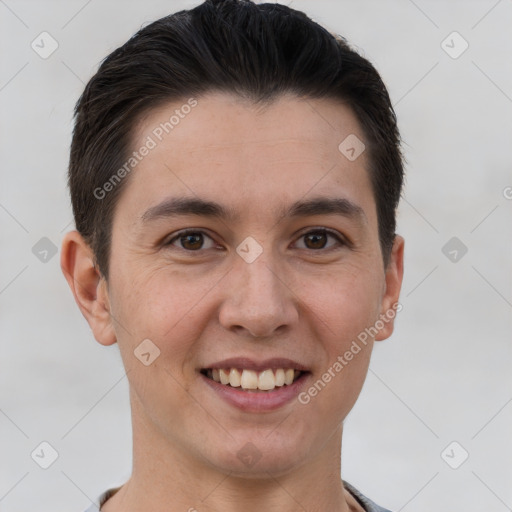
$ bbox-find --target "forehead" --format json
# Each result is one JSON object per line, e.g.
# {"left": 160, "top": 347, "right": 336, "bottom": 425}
{"left": 113, "top": 91, "right": 375, "bottom": 229}
{"left": 135, "top": 92, "right": 364, "bottom": 156}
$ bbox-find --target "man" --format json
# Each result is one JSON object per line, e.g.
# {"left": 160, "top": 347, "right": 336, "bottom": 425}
{"left": 61, "top": 1, "right": 404, "bottom": 510}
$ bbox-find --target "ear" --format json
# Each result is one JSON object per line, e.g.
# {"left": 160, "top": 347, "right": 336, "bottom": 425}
{"left": 60, "top": 230, "right": 117, "bottom": 346}
{"left": 375, "top": 234, "right": 404, "bottom": 341}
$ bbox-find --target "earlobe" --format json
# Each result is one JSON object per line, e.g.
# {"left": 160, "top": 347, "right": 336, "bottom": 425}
{"left": 60, "top": 230, "right": 117, "bottom": 346}
{"left": 375, "top": 234, "right": 405, "bottom": 342}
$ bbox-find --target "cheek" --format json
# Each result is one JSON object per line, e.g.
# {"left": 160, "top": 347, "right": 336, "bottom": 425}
{"left": 307, "top": 267, "right": 381, "bottom": 413}
{"left": 114, "top": 265, "right": 217, "bottom": 337}
{"left": 300, "top": 262, "right": 383, "bottom": 343}
{"left": 305, "top": 349, "right": 372, "bottom": 430}
{"left": 108, "top": 269, "right": 212, "bottom": 387}
{"left": 298, "top": 271, "right": 377, "bottom": 418}
{"left": 110, "top": 271, "right": 208, "bottom": 419}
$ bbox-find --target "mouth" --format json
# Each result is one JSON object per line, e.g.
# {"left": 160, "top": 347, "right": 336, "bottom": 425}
{"left": 200, "top": 367, "right": 307, "bottom": 392}
{"left": 198, "top": 357, "right": 312, "bottom": 411}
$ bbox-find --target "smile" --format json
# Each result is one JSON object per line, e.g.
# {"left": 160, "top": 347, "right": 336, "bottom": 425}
{"left": 201, "top": 367, "right": 304, "bottom": 392}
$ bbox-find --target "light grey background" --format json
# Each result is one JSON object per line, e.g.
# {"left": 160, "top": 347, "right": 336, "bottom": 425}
{"left": 1, "top": 0, "right": 511, "bottom": 511}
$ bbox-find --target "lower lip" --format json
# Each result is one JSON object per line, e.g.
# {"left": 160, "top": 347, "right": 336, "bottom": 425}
{"left": 199, "top": 372, "right": 311, "bottom": 412}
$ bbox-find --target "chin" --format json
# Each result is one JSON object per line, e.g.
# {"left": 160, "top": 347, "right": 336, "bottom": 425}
{"left": 204, "top": 434, "right": 311, "bottom": 478}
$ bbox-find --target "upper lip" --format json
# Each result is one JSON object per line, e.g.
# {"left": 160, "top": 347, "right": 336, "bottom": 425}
{"left": 201, "top": 357, "right": 310, "bottom": 373}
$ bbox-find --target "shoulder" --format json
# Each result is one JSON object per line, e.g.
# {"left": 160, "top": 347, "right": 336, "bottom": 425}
{"left": 343, "top": 480, "right": 393, "bottom": 512}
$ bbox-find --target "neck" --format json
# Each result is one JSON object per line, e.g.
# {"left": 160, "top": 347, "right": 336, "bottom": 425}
{"left": 102, "top": 392, "right": 359, "bottom": 512}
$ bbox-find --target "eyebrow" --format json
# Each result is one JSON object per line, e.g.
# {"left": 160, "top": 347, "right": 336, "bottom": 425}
{"left": 140, "top": 195, "right": 367, "bottom": 226}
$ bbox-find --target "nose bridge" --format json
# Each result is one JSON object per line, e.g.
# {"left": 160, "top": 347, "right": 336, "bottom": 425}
{"left": 240, "top": 253, "right": 281, "bottom": 305}
{"left": 219, "top": 245, "right": 296, "bottom": 337}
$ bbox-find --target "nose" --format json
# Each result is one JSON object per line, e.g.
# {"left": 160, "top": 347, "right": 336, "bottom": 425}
{"left": 218, "top": 251, "right": 298, "bottom": 339}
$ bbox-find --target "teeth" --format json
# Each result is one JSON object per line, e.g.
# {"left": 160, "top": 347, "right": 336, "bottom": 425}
{"left": 207, "top": 368, "right": 303, "bottom": 391}
{"left": 258, "top": 369, "right": 275, "bottom": 390}
{"left": 219, "top": 368, "right": 229, "bottom": 385}
{"left": 275, "top": 368, "right": 285, "bottom": 387}
{"left": 240, "top": 369, "right": 258, "bottom": 389}
{"left": 229, "top": 368, "right": 241, "bottom": 387}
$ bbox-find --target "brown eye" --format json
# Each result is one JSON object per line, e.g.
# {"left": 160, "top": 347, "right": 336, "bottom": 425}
{"left": 296, "top": 229, "right": 345, "bottom": 251}
{"left": 165, "top": 230, "right": 216, "bottom": 251}
{"left": 304, "top": 232, "right": 328, "bottom": 249}
{"left": 180, "top": 232, "right": 204, "bottom": 250}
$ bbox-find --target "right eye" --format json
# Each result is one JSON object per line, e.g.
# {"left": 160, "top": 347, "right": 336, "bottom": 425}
{"left": 164, "top": 229, "right": 218, "bottom": 252}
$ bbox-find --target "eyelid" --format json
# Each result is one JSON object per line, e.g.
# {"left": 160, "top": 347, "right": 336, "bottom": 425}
{"left": 293, "top": 227, "right": 349, "bottom": 250}
{"left": 165, "top": 228, "right": 218, "bottom": 249}
{"left": 164, "top": 227, "right": 349, "bottom": 252}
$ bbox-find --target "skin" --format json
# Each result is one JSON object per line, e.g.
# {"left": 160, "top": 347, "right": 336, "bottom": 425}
{"left": 61, "top": 91, "right": 404, "bottom": 512}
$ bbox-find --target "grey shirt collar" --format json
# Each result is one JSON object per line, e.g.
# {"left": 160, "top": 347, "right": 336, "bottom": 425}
{"left": 84, "top": 480, "right": 392, "bottom": 512}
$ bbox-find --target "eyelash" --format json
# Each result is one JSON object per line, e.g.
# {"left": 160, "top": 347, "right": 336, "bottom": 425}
{"left": 164, "top": 228, "right": 348, "bottom": 253}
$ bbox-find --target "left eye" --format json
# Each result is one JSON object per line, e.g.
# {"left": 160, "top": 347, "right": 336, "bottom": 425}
{"left": 294, "top": 229, "right": 345, "bottom": 250}
{"left": 165, "top": 229, "right": 345, "bottom": 252}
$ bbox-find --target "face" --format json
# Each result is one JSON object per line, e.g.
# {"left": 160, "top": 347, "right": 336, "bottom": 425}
{"left": 65, "top": 91, "right": 403, "bottom": 477}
